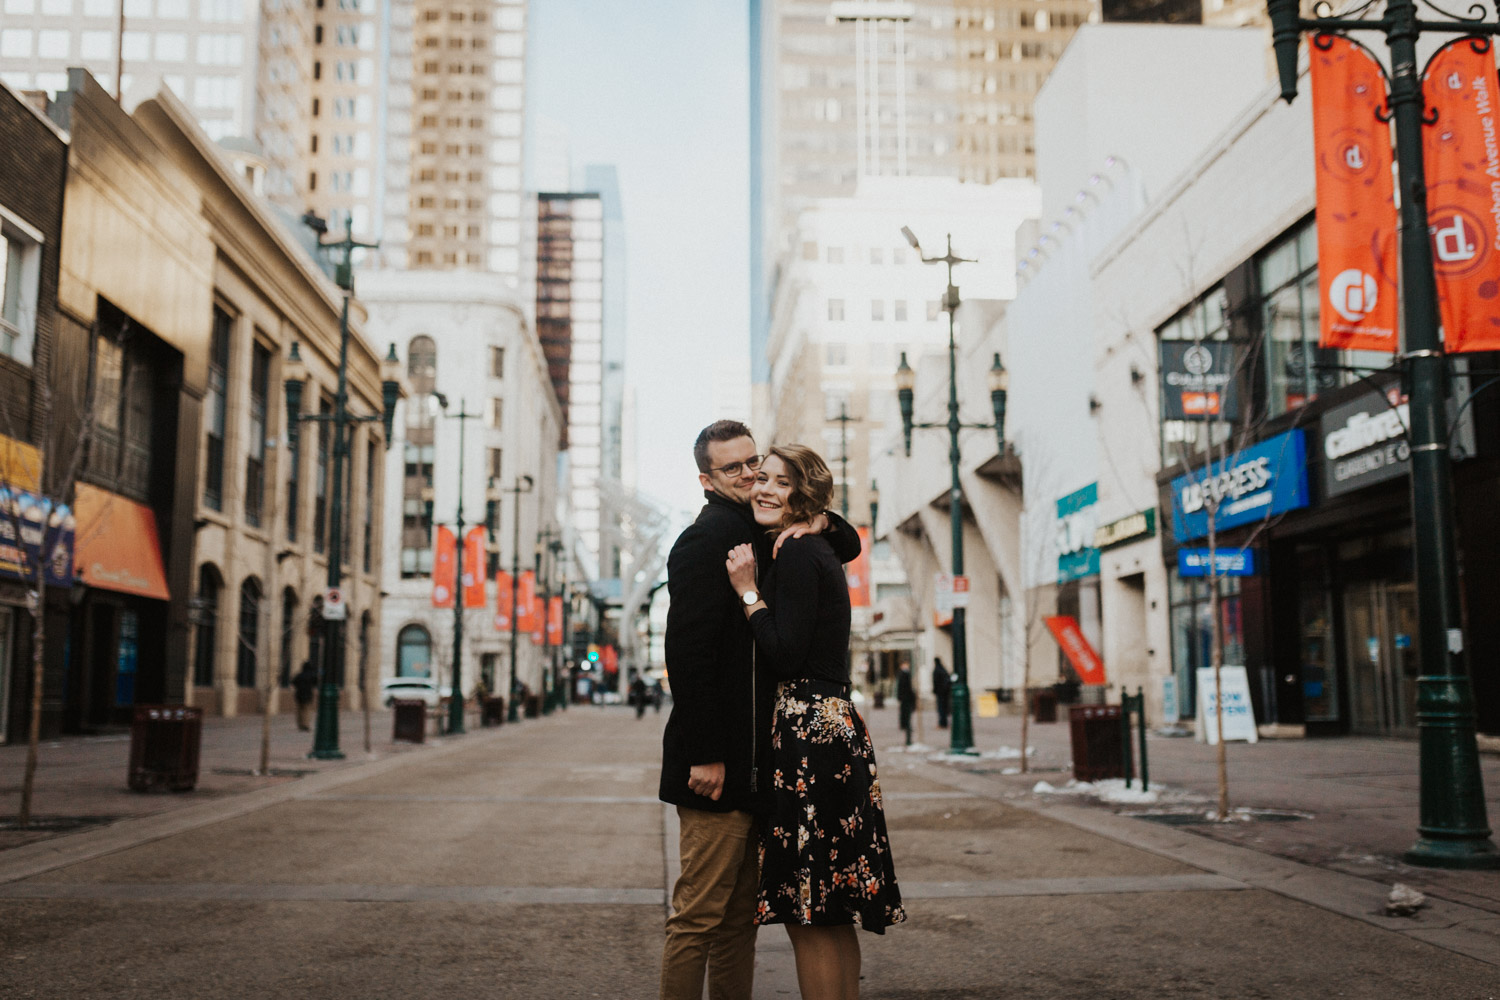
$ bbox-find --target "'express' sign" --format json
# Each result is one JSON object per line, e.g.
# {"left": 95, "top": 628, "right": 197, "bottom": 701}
{"left": 1170, "top": 430, "right": 1309, "bottom": 543}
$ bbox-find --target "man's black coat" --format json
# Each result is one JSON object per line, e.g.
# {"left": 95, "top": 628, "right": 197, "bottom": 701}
{"left": 659, "top": 491, "right": 861, "bottom": 814}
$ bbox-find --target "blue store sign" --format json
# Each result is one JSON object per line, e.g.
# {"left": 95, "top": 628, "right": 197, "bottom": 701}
{"left": 1178, "top": 548, "right": 1255, "bottom": 577}
{"left": 1170, "top": 429, "right": 1309, "bottom": 543}
{"left": 1055, "top": 482, "right": 1099, "bottom": 583}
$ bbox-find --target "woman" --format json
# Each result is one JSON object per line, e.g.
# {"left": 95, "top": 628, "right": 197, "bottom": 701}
{"left": 725, "top": 444, "right": 904, "bottom": 1000}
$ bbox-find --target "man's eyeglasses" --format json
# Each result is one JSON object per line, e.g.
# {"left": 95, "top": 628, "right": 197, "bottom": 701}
{"left": 708, "top": 455, "right": 762, "bottom": 478}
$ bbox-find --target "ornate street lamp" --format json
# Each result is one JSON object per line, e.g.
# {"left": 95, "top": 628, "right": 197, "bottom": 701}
{"left": 436, "top": 393, "right": 481, "bottom": 735}
{"left": 1264, "top": 0, "right": 1498, "bottom": 869}
{"left": 504, "top": 474, "right": 534, "bottom": 722}
{"left": 893, "top": 227, "right": 1007, "bottom": 755}
{"left": 283, "top": 218, "right": 397, "bottom": 759}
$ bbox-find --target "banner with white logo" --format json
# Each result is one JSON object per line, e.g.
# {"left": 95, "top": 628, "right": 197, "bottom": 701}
{"left": 1422, "top": 39, "right": 1500, "bottom": 352}
{"left": 1310, "top": 35, "right": 1399, "bottom": 351}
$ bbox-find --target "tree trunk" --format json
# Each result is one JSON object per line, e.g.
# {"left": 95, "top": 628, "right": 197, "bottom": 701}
{"left": 1208, "top": 512, "right": 1229, "bottom": 821}
{"left": 1018, "top": 654, "right": 1031, "bottom": 775}
{"left": 259, "top": 656, "right": 273, "bottom": 776}
{"left": 18, "top": 590, "right": 45, "bottom": 828}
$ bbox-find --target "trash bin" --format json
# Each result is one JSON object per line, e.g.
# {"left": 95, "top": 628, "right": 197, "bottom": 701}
{"left": 1069, "top": 704, "right": 1124, "bottom": 782}
{"left": 128, "top": 705, "right": 203, "bottom": 792}
{"left": 481, "top": 696, "right": 506, "bottom": 727}
{"left": 392, "top": 698, "right": 426, "bottom": 743}
{"left": 524, "top": 694, "right": 541, "bottom": 718}
{"left": 1032, "top": 688, "right": 1058, "bottom": 723}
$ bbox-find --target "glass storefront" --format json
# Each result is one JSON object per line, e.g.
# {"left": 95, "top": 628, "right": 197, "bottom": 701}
{"left": 1168, "top": 570, "right": 1243, "bottom": 720}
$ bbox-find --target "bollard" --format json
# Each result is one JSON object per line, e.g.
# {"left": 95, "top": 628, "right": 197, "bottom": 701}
{"left": 1120, "top": 687, "right": 1149, "bottom": 791}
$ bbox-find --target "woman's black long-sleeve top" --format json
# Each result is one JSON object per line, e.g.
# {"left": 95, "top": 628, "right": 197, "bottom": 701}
{"left": 747, "top": 534, "right": 852, "bottom": 684}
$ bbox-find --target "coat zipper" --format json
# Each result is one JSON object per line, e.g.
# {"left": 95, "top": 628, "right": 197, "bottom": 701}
{"left": 750, "top": 556, "right": 760, "bottom": 795}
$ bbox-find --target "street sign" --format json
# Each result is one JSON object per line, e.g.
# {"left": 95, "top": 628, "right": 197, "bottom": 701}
{"left": 321, "top": 587, "right": 347, "bottom": 620}
{"left": 1177, "top": 548, "right": 1255, "bottom": 577}
{"left": 1195, "top": 666, "right": 1259, "bottom": 745}
{"left": 950, "top": 575, "right": 970, "bottom": 608}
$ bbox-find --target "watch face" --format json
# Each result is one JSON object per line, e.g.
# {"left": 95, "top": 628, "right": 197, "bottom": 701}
{"left": 743, "top": 591, "right": 758, "bottom": 606}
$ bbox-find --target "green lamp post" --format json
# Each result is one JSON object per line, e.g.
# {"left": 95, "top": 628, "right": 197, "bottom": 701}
{"left": 434, "top": 392, "right": 481, "bottom": 736}
{"left": 504, "top": 473, "right": 534, "bottom": 722}
{"left": 284, "top": 217, "right": 400, "bottom": 760}
{"left": 1265, "top": 0, "right": 1498, "bottom": 870}
{"left": 894, "top": 228, "right": 1011, "bottom": 755}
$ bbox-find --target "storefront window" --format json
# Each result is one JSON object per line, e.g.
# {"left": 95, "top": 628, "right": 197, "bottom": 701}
{"left": 192, "top": 565, "right": 221, "bottom": 688}
{"left": 1167, "top": 570, "right": 1243, "bottom": 719}
{"left": 1258, "top": 219, "right": 1388, "bottom": 416}
{"left": 397, "top": 624, "right": 431, "bottom": 678}
{"left": 1297, "top": 546, "right": 1339, "bottom": 722}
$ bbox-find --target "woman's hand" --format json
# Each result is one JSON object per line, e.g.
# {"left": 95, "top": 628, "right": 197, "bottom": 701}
{"left": 726, "top": 543, "right": 757, "bottom": 595}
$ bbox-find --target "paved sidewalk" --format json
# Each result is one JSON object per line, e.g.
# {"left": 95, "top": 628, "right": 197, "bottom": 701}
{"left": 1, "top": 697, "right": 1498, "bottom": 997}
{"left": 879, "top": 700, "right": 1500, "bottom": 916}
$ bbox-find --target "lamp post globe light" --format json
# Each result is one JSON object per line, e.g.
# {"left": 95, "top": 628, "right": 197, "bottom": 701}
{"left": 1264, "top": 0, "right": 1498, "bottom": 869}
{"left": 893, "top": 228, "right": 1009, "bottom": 755}
{"left": 284, "top": 218, "right": 400, "bottom": 760}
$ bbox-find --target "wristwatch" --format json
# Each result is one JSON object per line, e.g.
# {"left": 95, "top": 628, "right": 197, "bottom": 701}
{"left": 741, "top": 590, "right": 760, "bottom": 607}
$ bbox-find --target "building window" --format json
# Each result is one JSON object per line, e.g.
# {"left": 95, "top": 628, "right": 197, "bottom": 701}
{"left": 89, "top": 317, "right": 157, "bottom": 503}
{"left": 1167, "top": 571, "right": 1244, "bottom": 720}
{"left": 486, "top": 396, "right": 503, "bottom": 430}
{"left": 361, "top": 437, "right": 375, "bottom": 573}
{"left": 245, "top": 340, "right": 269, "bottom": 527}
{"left": 825, "top": 342, "right": 847, "bottom": 367}
{"left": 870, "top": 247, "right": 883, "bottom": 265}
{"left": 402, "top": 337, "right": 437, "bottom": 578}
{"left": 828, "top": 298, "right": 845, "bottom": 321}
{"left": 0, "top": 219, "right": 41, "bottom": 364}
{"left": 236, "top": 577, "right": 261, "bottom": 689}
{"left": 926, "top": 300, "right": 941, "bottom": 321}
{"left": 826, "top": 246, "right": 844, "bottom": 264}
{"left": 490, "top": 346, "right": 505, "bottom": 378}
{"left": 397, "top": 624, "right": 432, "bottom": 677}
{"left": 285, "top": 379, "right": 301, "bottom": 542}
{"left": 314, "top": 396, "right": 331, "bottom": 553}
{"left": 871, "top": 299, "right": 885, "bottom": 322}
{"left": 894, "top": 300, "right": 908, "bottom": 322}
{"left": 487, "top": 447, "right": 502, "bottom": 482}
{"left": 192, "top": 565, "right": 222, "bottom": 687}
{"left": 203, "top": 307, "right": 231, "bottom": 510}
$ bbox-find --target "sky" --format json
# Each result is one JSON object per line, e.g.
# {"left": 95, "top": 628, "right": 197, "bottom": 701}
{"left": 529, "top": 0, "right": 751, "bottom": 521}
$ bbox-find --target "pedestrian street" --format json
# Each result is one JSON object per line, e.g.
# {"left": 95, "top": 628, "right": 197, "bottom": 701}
{"left": 2, "top": 703, "right": 1497, "bottom": 999}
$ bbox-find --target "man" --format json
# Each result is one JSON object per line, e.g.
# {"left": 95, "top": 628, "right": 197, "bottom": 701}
{"left": 896, "top": 662, "right": 916, "bottom": 746}
{"left": 659, "top": 420, "right": 861, "bottom": 1000}
{"left": 932, "top": 656, "right": 952, "bottom": 729}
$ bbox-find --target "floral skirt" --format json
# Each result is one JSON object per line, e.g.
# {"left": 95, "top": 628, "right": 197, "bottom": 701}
{"left": 755, "top": 679, "right": 906, "bottom": 934}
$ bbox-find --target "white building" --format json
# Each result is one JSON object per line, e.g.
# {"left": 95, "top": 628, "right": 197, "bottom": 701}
{"left": 366, "top": 270, "right": 563, "bottom": 701}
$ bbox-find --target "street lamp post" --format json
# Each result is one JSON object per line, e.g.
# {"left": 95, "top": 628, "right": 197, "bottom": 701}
{"left": 436, "top": 394, "right": 481, "bottom": 736}
{"left": 894, "top": 228, "right": 1010, "bottom": 755}
{"left": 548, "top": 537, "right": 566, "bottom": 710}
{"left": 829, "top": 403, "right": 860, "bottom": 520}
{"left": 284, "top": 218, "right": 401, "bottom": 760}
{"left": 1265, "top": 0, "right": 1498, "bottom": 869}
{"left": 503, "top": 474, "right": 534, "bottom": 722}
{"left": 534, "top": 533, "right": 553, "bottom": 715}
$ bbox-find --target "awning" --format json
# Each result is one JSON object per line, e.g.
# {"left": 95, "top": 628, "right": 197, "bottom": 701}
{"left": 74, "top": 483, "right": 170, "bottom": 601}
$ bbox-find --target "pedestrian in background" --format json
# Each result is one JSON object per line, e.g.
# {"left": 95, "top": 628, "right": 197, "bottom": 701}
{"left": 932, "top": 657, "right": 952, "bottom": 730}
{"left": 658, "top": 420, "right": 863, "bottom": 1000}
{"left": 896, "top": 662, "right": 916, "bottom": 745}
{"left": 292, "top": 661, "right": 317, "bottom": 732}
{"left": 630, "top": 669, "right": 649, "bottom": 720}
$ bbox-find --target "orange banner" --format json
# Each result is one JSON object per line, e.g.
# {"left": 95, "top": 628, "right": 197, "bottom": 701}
{"left": 432, "top": 525, "right": 456, "bottom": 608}
{"left": 517, "top": 570, "right": 537, "bottom": 632}
{"left": 846, "top": 527, "right": 872, "bottom": 608}
{"left": 462, "top": 526, "right": 486, "bottom": 609}
{"left": 1422, "top": 40, "right": 1500, "bottom": 352}
{"left": 547, "top": 596, "right": 564, "bottom": 645}
{"left": 1044, "top": 615, "right": 1106, "bottom": 686}
{"left": 1310, "top": 35, "right": 1399, "bottom": 351}
{"left": 493, "top": 570, "right": 513, "bottom": 631}
{"left": 532, "top": 582, "right": 546, "bottom": 646}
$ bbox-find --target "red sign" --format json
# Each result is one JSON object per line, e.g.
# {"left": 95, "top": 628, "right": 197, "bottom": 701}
{"left": 602, "top": 645, "right": 618, "bottom": 675}
{"left": 1422, "top": 40, "right": 1500, "bottom": 352}
{"left": 1310, "top": 35, "right": 1399, "bottom": 352}
{"left": 1044, "top": 615, "right": 1106, "bottom": 685}
{"left": 462, "top": 527, "right": 487, "bottom": 609}
{"left": 846, "top": 527, "right": 872, "bottom": 608}
{"left": 516, "top": 570, "right": 538, "bottom": 632}
{"left": 432, "top": 525, "right": 456, "bottom": 608}
{"left": 1181, "top": 392, "right": 1221, "bottom": 417}
{"left": 532, "top": 588, "right": 546, "bottom": 646}
{"left": 493, "top": 570, "right": 513, "bottom": 631}
{"left": 547, "top": 596, "right": 564, "bottom": 645}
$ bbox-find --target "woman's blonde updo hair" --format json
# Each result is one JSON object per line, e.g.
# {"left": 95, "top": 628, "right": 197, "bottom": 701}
{"left": 765, "top": 444, "right": 835, "bottom": 527}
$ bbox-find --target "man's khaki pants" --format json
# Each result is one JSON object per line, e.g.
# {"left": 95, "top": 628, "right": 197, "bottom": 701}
{"left": 660, "top": 806, "right": 759, "bottom": 1000}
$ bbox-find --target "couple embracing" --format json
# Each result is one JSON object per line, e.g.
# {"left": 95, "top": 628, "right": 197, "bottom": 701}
{"left": 658, "top": 420, "right": 905, "bottom": 1000}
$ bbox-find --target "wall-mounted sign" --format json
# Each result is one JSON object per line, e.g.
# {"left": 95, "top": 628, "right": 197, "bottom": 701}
{"left": 1045, "top": 615, "right": 1106, "bottom": 685}
{"left": 1319, "top": 380, "right": 1474, "bottom": 498}
{"left": 1055, "top": 482, "right": 1099, "bottom": 583}
{"left": 1170, "top": 429, "right": 1310, "bottom": 543}
{"left": 1160, "top": 341, "right": 1238, "bottom": 421}
{"left": 0, "top": 488, "right": 73, "bottom": 588}
{"left": 1177, "top": 548, "right": 1255, "bottom": 577}
{"left": 1095, "top": 508, "right": 1156, "bottom": 550}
